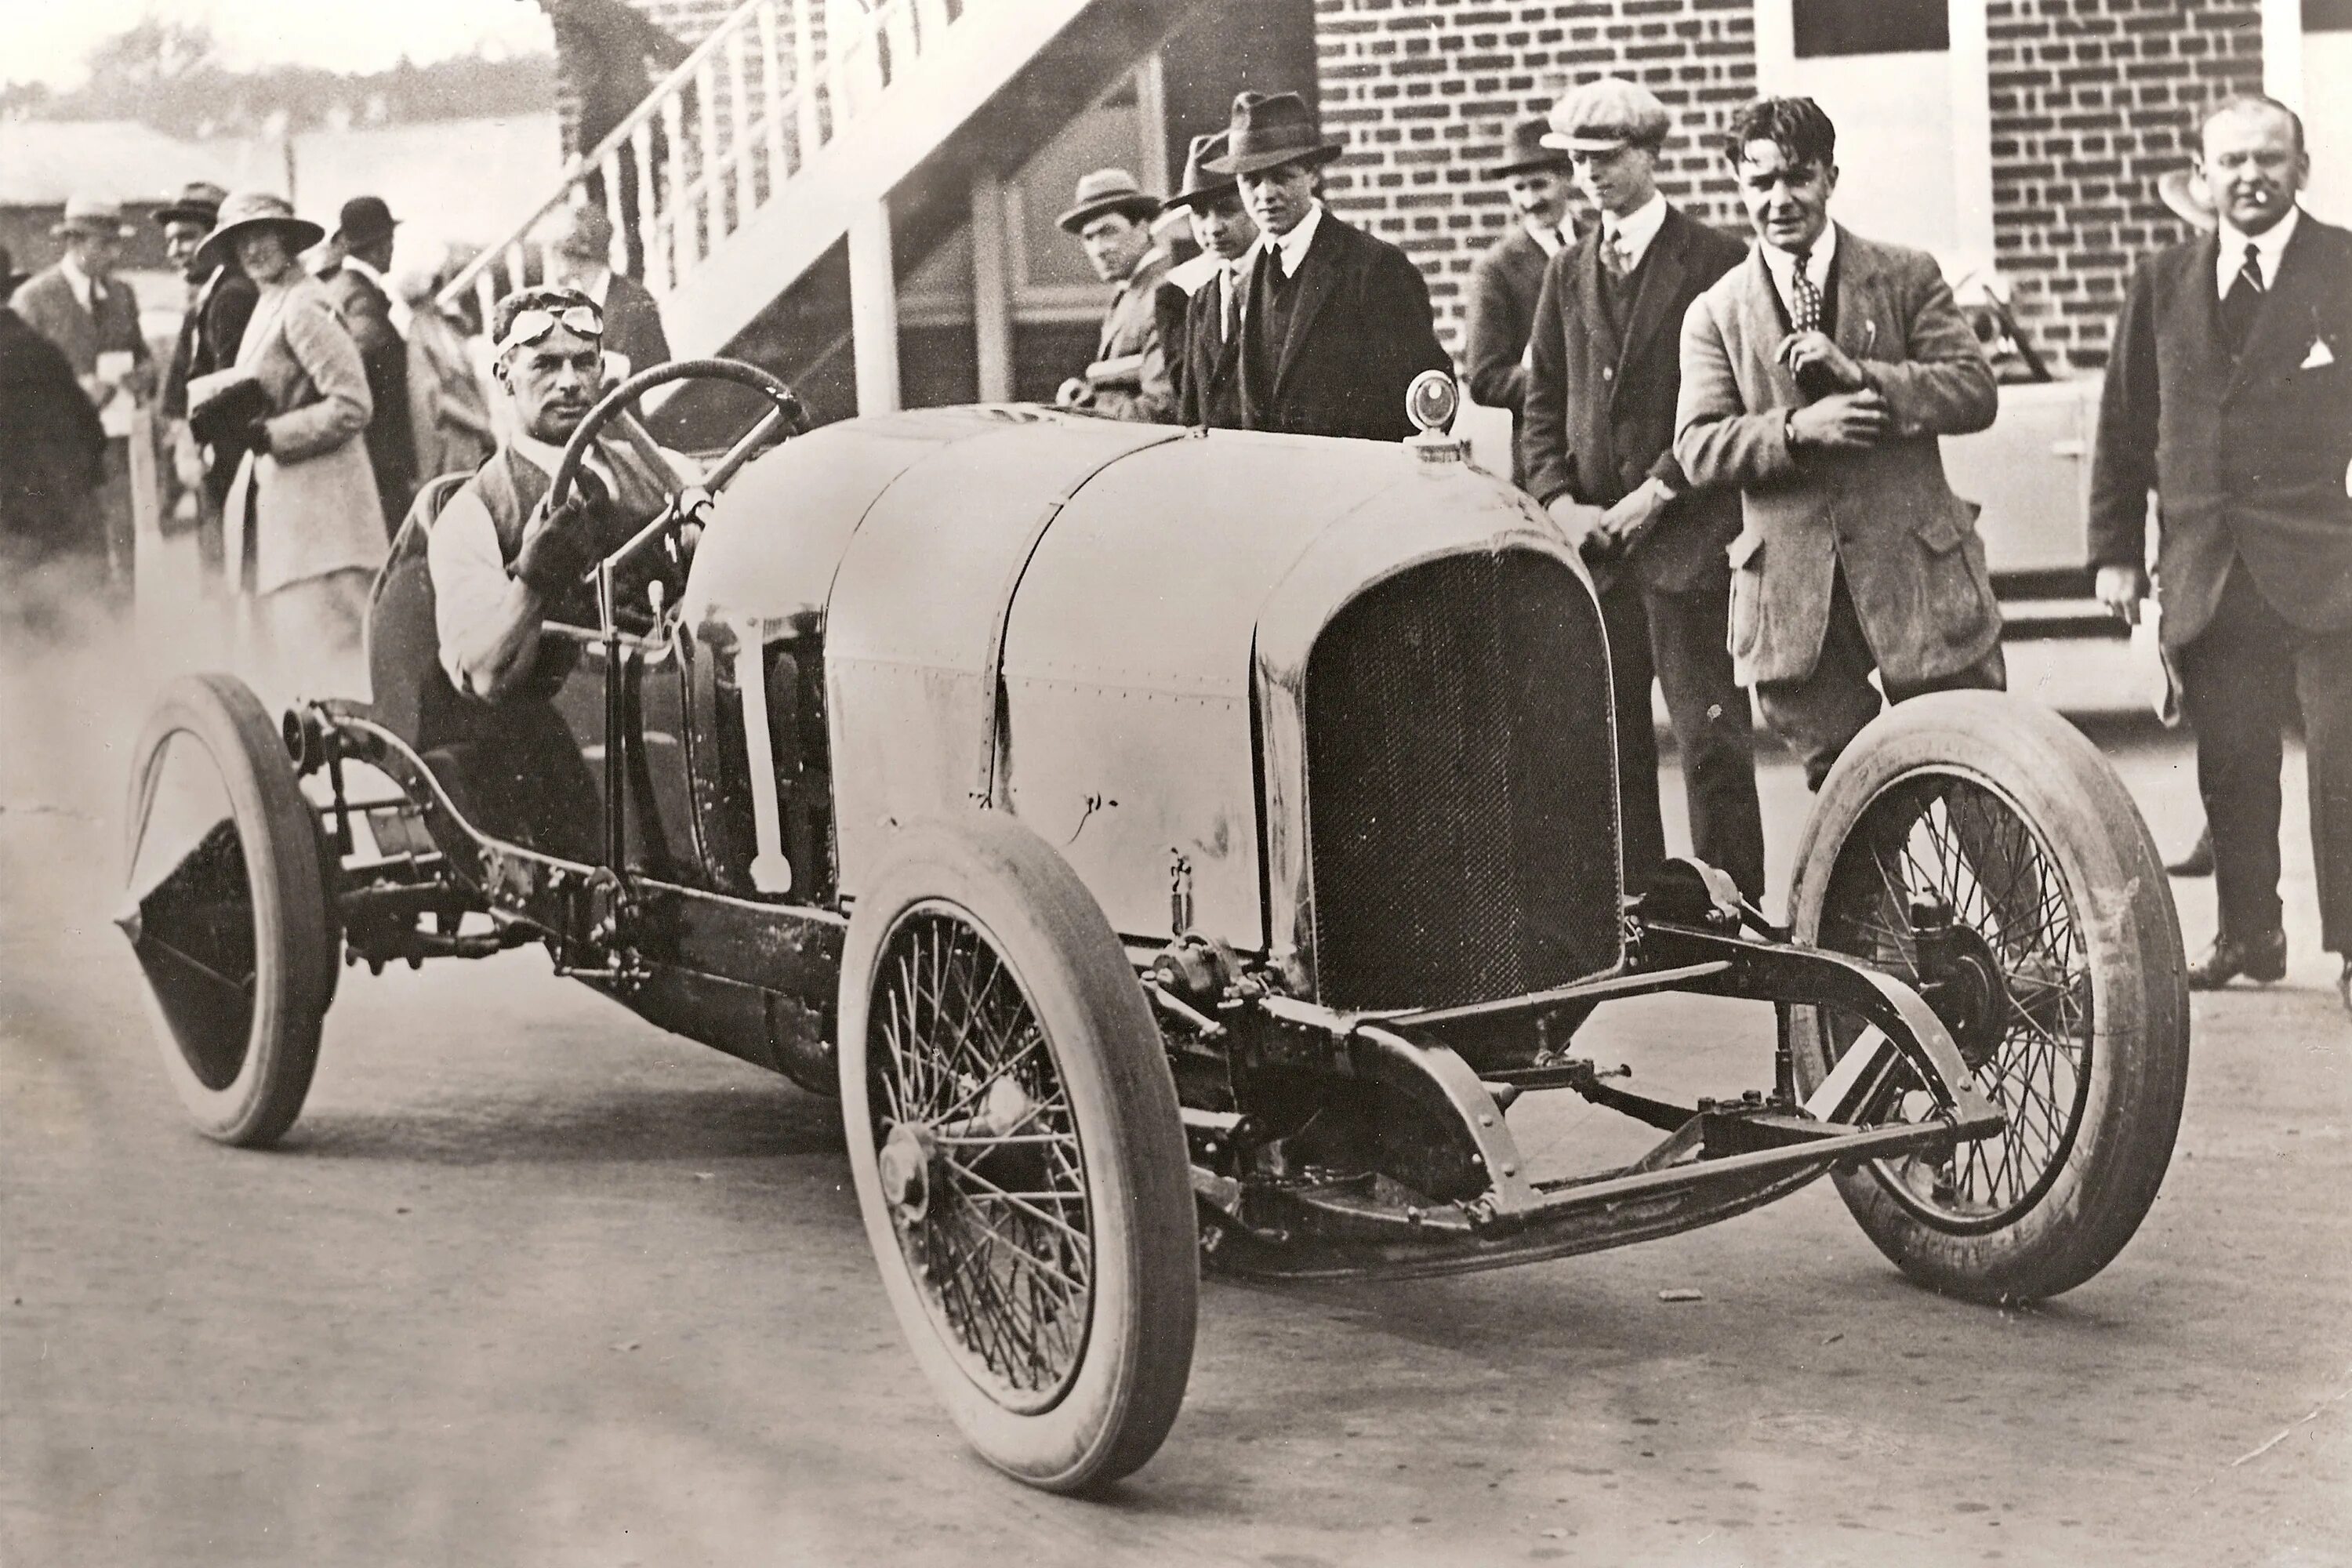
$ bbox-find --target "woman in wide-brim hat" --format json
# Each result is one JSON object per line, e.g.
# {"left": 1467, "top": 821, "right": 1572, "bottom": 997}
{"left": 194, "top": 191, "right": 387, "bottom": 699}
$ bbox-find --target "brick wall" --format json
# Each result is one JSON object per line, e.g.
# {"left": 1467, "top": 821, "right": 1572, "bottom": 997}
{"left": 1988, "top": 0, "right": 2264, "bottom": 372}
{"left": 1314, "top": 0, "right": 1759, "bottom": 351}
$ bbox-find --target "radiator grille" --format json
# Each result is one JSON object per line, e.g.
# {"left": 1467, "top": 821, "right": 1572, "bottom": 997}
{"left": 1304, "top": 550, "right": 1622, "bottom": 1011}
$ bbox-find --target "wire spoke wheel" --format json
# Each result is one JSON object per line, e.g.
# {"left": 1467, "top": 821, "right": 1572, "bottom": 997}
{"left": 1788, "top": 694, "right": 2188, "bottom": 1303}
{"left": 871, "top": 907, "right": 1094, "bottom": 1411}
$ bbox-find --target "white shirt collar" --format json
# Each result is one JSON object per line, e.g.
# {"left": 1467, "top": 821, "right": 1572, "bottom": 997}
{"left": 1601, "top": 192, "right": 1669, "bottom": 270}
{"left": 1524, "top": 215, "right": 1569, "bottom": 257}
{"left": 2217, "top": 205, "right": 2300, "bottom": 294}
{"left": 1759, "top": 223, "right": 1837, "bottom": 307}
{"left": 1269, "top": 201, "right": 1324, "bottom": 279}
{"left": 58, "top": 252, "right": 96, "bottom": 312}
{"left": 571, "top": 265, "right": 615, "bottom": 310}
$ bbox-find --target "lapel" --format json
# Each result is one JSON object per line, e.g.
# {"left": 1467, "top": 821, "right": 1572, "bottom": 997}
{"left": 1274, "top": 213, "right": 1347, "bottom": 393}
{"left": 1828, "top": 225, "right": 1883, "bottom": 362}
{"left": 1734, "top": 245, "right": 1798, "bottom": 407}
{"left": 1613, "top": 209, "right": 1688, "bottom": 401}
{"left": 1573, "top": 230, "right": 1621, "bottom": 375}
{"left": 2229, "top": 215, "right": 2325, "bottom": 396}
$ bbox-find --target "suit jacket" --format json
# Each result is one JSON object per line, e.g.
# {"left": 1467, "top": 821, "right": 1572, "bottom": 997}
{"left": 224, "top": 277, "right": 389, "bottom": 596}
{"left": 1238, "top": 211, "right": 1450, "bottom": 444}
{"left": 0, "top": 305, "right": 107, "bottom": 549}
{"left": 2088, "top": 212, "right": 2352, "bottom": 648}
{"left": 9, "top": 266, "right": 149, "bottom": 385}
{"left": 599, "top": 270, "right": 673, "bottom": 379}
{"left": 1175, "top": 260, "right": 1249, "bottom": 428}
{"left": 163, "top": 266, "right": 260, "bottom": 419}
{"left": 327, "top": 266, "right": 419, "bottom": 532}
{"left": 1464, "top": 224, "right": 1554, "bottom": 420}
{"left": 1086, "top": 250, "right": 1176, "bottom": 423}
{"left": 1154, "top": 252, "right": 1218, "bottom": 416}
{"left": 1675, "top": 226, "right": 2001, "bottom": 687}
{"left": 1523, "top": 205, "right": 1747, "bottom": 593}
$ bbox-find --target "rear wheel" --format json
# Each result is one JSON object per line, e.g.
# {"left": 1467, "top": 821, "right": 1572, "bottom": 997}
{"left": 122, "top": 674, "right": 336, "bottom": 1146}
{"left": 1788, "top": 692, "right": 2189, "bottom": 1302}
{"left": 839, "top": 814, "right": 1197, "bottom": 1494}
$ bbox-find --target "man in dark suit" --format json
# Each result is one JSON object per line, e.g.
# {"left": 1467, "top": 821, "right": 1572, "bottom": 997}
{"left": 1522, "top": 78, "right": 1763, "bottom": 901}
{"left": 1163, "top": 130, "right": 1258, "bottom": 429}
{"left": 1676, "top": 96, "right": 2002, "bottom": 789}
{"left": 545, "top": 204, "right": 672, "bottom": 379}
{"left": 2090, "top": 95, "right": 2352, "bottom": 1007}
{"left": 1203, "top": 91, "right": 1450, "bottom": 444}
{"left": 156, "top": 181, "right": 258, "bottom": 586}
{"left": 1465, "top": 116, "right": 1575, "bottom": 487}
{"left": 325, "top": 195, "right": 419, "bottom": 536}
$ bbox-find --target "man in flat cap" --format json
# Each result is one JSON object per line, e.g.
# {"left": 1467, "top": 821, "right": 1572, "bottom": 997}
{"left": 1207, "top": 91, "right": 1449, "bottom": 443}
{"left": 1675, "top": 96, "right": 2002, "bottom": 789}
{"left": 1465, "top": 116, "right": 1577, "bottom": 485}
{"left": 156, "top": 181, "right": 260, "bottom": 586}
{"left": 1520, "top": 78, "right": 1762, "bottom": 902}
{"left": 1162, "top": 131, "right": 1260, "bottom": 427}
{"left": 12, "top": 196, "right": 155, "bottom": 609}
{"left": 326, "top": 194, "right": 419, "bottom": 535}
{"left": 1055, "top": 169, "right": 1177, "bottom": 422}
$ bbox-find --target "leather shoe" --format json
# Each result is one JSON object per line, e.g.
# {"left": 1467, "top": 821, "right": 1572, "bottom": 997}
{"left": 2187, "top": 928, "right": 2287, "bottom": 989}
{"left": 2166, "top": 825, "right": 2213, "bottom": 878}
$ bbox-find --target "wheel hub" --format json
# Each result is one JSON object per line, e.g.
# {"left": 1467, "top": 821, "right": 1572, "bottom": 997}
{"left": 1911, "top": 899, "right": 2006, "bottom": 1072}
{"left": 880, "top": 1121, "right": 937, "bottom": 1225}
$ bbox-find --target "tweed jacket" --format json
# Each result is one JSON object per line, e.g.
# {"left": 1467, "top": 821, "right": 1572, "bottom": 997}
{"left": 2088, "top": 212, "right": 2352, "bottom": 648}
{"left": 1675, "top": 227, "right": 2001, "bottom": 687}
{"left": 1463, "top": 223, "right": 1554, "bottom": 421}
{"left": 1522, "top": 204, "right": 1747, "bottom": 593}
{"left": 599, "top": 270, "right": 673, "bottom": 379}
{"left": 223, "top": 277, "right": 390, "bottom": 596}
{"left": 1236, "top": 211, "right": 1450, "bottom": 445}
{"left": 1086, "top": 249, "right": 1176, "bottom": 423}
{"left": 9, "top": 265, "right": 149, "bottom": 387}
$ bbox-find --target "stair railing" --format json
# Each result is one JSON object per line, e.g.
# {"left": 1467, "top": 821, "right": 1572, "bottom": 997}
{"left": 441, "top": 0, "right": 976, "bottom": 339}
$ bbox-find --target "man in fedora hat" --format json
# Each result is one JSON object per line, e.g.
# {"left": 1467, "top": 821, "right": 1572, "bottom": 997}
{"left": 1162, "top": 130, "right": 1259, "bottom": 427}
{"left": 1204, "top": 91, "right": 1448, "bottom": 443}
{"left": 1054, "top": 169, "right": 1177, "bottom": 422}
{"left": 1521, "top": 78, "right": 1762, "bottom": 902}
{"left": 157, "top": 180, "right": 260, "bottom": 585}
{"left": 12, "top": 195, "right": 156, "bottom": 608}
{"left": 1465, "top": 116, "right": 1578, "bottom": 484}
{"left": 326, "top": 194, "right": 418, "bottom": 535}
{"left": 542, "top": 204, "right": 671, "bottom": 379}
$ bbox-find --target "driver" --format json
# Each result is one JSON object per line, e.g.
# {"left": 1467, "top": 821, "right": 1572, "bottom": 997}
{"left": 423, "top": 285, "right": 694, "bottom": 857}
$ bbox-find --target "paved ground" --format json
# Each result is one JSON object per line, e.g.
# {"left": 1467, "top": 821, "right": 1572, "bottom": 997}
{"left": 3, "top": 616, "right": 2347, "bottom": 1567}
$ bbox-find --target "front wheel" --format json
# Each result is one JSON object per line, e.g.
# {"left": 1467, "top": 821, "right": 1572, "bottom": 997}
{"left": 838, "top": 814, "right": 1197, "bottom": 1494}
{"left": 1788, "top": 692, "right": 2189, "bottom": 1303}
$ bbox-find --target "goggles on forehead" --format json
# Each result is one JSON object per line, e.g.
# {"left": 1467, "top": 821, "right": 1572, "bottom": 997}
{"left": 495, "top": 303, "right": 604, "bottom": 358}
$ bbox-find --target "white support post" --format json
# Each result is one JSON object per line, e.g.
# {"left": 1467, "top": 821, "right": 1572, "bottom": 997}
{"left": 759, "top": 0, "right": 788, "bottom": 188}
{"left": 970, "top": 174, "right": 1014, "bottom": 402}
{"left": 795, "top": 0, "right": 821, "bottom": 155}
{"left": 848, "top": 199, "right": 901, "bottom": 416}
{"left": 728, "top": 25, "right": 757, "bottom": 230}
{"left": 599, "top": 151, "right": 629, "bottom": 274}
{"left": 631, "top": 122, "right": 661, "bottom": 285}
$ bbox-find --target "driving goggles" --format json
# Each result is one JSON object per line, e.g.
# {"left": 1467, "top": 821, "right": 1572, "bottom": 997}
{"left": 495, "top": 303, "right": 605, "bottom": 357}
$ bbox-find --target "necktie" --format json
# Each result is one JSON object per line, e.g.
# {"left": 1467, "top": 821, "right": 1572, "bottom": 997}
{"left": 1788, "top": 246, "right": 1823, "bottom": 334}
{"left": 1222, "top": 270, "right": 1240, "bottom": 347}
{"left": 1602, "top": 227, "right": 1631, "bottom": 280}
{"left": 2220, "top": 241, "right": 2265, "bottom": 357}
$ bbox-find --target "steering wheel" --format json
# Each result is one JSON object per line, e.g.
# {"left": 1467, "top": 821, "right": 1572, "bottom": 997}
{"left": 544, "top": 357, "right": 811, "bottom": 601}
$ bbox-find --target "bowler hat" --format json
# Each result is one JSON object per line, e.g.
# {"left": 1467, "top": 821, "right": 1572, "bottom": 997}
{"left": 1543, "top": 77, "right": 1672, "bottom": 154}
{"left": 332, "top": 194, "right": 401, "bottom": 248}
{"left": 53, "top": 196, "right": 135, "bottom": 240}
{"left": 154, "top": 181, "right": 229, "bottom": 228}
{"left": 1162, "top": 132, "right": 1241, "bottom": 213}
{"left": 1056, "top": 169, "right": 1163, "bottom": 234}
{"left": 192, "top": 191, "right": 326, "bottom": 276}
{"left": 1486, "top": 117, "right": 1573, "bottom": 180}
{"left": 1202, "top": 92, "right": 1342, "bottom": 178}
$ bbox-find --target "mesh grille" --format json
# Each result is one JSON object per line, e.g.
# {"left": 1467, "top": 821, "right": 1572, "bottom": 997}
{"left": 1304, "top": 550, "right": 1622, "bottom": 1011}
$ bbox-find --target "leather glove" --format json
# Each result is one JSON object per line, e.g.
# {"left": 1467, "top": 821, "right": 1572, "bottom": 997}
{"left": 511, "top": 470, "right": 609, "bottom": 597}
{"left": 241, "top": 414, "right": 273, "bottom": 456}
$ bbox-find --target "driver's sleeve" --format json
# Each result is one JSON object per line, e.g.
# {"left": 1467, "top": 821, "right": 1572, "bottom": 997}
{"left": 427, "top": 487, "right": 517, "bottom": 696}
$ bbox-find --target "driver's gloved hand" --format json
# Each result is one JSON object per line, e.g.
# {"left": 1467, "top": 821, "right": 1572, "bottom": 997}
{"left": 512, "top": 469, "right": 611, "bottom": 598}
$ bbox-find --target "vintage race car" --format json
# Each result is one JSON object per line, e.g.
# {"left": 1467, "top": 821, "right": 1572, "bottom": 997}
{"left": 119, "top": 360, "right": 2190, "bottom": 1495}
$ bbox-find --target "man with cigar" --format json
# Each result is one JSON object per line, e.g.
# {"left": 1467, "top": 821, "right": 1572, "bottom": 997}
{"left": 1206, "top": 91, "right": 1448, "bottom": 443}
{"left": 1465, "top": 115, "right": 1576, "bottom": 485}
{"left": 1054, "top": 169, "right": 1176, "bottom": 423}
{"left": 1163, "top": 130, "right": 1259, "bottom": 428}
{"left": 1521, "top": 78, "right": 1762, "bottom": 901}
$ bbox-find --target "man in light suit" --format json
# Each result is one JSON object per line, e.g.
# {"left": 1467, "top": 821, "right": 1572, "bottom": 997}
{"left": 544, "top": 204, "right": 672, "bottom": 380}
{"left": 1054, "top": 169, "right": 1176, "bottom": 423}
{"left": 1207, "top": 91, "right": 1450, "bottom": 444}
{"left": 1465, "top": 115, "right": 1575, "bottom": 487}
{"left": 11, "top": 195, "right": 155, "bottom": 608}
{"left": 1675, "top": 96, "right": 2002, "bottom": 789}
{"left": 1522, "top": 78, "right": 1762, "bottom": 901}
{"left": 2090, "top": 96, "right": 2352, "bottom": 1007}
{"left": 1164, "top": 130, "right": 1258, "bottom": 429}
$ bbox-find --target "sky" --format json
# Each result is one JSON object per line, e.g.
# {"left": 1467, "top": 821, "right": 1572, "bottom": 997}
{"left": 9, "top": 0, "right": 557, "bottom": 87}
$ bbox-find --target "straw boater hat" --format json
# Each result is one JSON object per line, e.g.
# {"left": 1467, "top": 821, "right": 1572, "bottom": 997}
{"left": 332, "top": 195, "right": 400, "bottom": 249}
{"left": 192, "top": 191, "right": 326, "bottom": 274}
{"left": 2157, "top": 167, "right": 2217, "bottom": 231}
{"left": 53, "top": 195, "right": 136, "bottom": 240}
{"left": 1542, "top": 77, "right": 1672, "bottom": 154}
{"left": 1056, "top": 169, "right": 1163, "bottom": 233}
{"left": 153, "top": 181, "right": 229, "bottom": 229}
{"left": 1485, "top": 117, "right": 1573, "bottom": 180}
{"left": 1163, "top": 132, "right": 1240, "bottom": 213}
{"left": 1203, "top": 92, "right": 1343, "bottom": 177}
